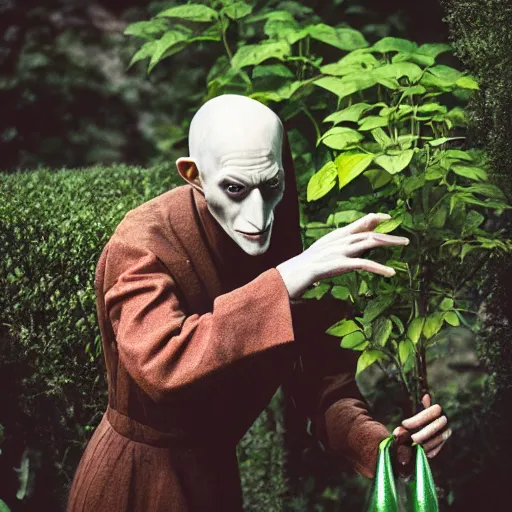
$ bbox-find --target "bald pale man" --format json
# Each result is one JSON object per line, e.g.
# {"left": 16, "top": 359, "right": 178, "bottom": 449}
{"left": 68, "top": 94, "right": 451, "bottom": 511}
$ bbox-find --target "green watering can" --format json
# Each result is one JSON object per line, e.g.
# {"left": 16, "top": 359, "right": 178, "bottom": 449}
{"left": 367, "top": 435, "right": 439, "bottom": 512}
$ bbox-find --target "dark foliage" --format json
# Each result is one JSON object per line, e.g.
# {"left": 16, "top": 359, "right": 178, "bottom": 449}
{"left": 441, "top": 0, "right": 512, "bottom": 509}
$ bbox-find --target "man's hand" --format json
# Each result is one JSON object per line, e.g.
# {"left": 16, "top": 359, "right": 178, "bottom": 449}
{"left": 277, "top": 213, "right": 410, "bottom": 299}
{"left": 392, "top": 394, "right": 452, "bottom": 477}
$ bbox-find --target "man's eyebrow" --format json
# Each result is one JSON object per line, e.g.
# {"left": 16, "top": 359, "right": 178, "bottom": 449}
{"left": 218, "top": 168, "right": 281, "bottom": 186}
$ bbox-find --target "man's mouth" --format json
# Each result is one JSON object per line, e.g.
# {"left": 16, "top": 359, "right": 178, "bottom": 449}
{"left": 236, "top": 224, "right": 271, "bottom": 240}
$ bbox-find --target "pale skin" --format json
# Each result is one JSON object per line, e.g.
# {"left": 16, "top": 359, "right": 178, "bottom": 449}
{"left": 177, "top": 94, "right": 451, "bottom": 472}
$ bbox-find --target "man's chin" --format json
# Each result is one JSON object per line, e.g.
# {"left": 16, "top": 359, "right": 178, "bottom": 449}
{"left": 232, "top": 229, "right": 272, "bottom": 256}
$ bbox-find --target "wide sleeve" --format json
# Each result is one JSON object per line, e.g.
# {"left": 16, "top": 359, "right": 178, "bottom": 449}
{"left": 286, "top": 296, "right": 390, "bottom": 479}
{"left": 102, "top": 238, "right": 295, "bottom": 403}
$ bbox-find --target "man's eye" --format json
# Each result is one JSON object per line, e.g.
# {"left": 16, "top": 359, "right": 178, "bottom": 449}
{"left": 267, "top": 177, "right": 280, "bottom": 189}
{"left": 225, "top": 183, "right": 246, "bottom": 195}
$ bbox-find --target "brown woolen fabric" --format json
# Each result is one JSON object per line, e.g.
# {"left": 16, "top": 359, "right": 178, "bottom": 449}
{"left": 68, "top": 132, "right": 389, "bottom": 512}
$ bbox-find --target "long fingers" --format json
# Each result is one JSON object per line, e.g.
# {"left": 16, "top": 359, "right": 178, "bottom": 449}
{"left": 402, "top": 404, "right": 442, "bottom": 430}
{"left": 411, "top": 415, "right": 448, "bottom": 444}
{"left": 426, "top": 439, "right": 448, "bottom": 459}
{"left": 338, "top": 257, "right": 396, "bottom": 277}
{"left": 339, "top": 212, "right": 392, "bottom": 237}
{"left": 343, "top": 233, "right": 410, "bottom": 257}
{"left": 423, "top": 428, "right": 452, "bottom": 455}
{"left": 321, "top": 213, "right": 392, "bottom": 244}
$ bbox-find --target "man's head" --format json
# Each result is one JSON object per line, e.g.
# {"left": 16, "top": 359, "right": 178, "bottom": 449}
{"left": 176, "top": 94, "right": 285, "bottom": 256}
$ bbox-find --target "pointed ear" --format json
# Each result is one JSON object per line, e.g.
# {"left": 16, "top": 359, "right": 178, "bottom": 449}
{"left": 176, "top": 157, "right": 203, "bottom": 192}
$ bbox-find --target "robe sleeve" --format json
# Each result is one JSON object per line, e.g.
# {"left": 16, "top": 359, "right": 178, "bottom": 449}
{"left": 102, "top": 238, "right": 295, "bottom": 403}
{"left": 287, "top": 296, "right": 390, "bottom": 479}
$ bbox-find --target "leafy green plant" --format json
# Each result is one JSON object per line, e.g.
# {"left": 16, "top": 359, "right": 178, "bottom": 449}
{"left": 299, "top": 49, "right": 511, "bottom": 414}
{"left": 126, "top": 0, "right": 511, "bottom": 415}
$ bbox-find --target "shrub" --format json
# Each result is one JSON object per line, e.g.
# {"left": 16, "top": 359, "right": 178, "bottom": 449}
{"left": 0, "top": 164, "right": 178, "bottom": 510}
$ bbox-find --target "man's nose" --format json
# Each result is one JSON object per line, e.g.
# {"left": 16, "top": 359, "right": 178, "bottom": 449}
{"left": 242, "top": 188, "right": 270, "bottom": 231}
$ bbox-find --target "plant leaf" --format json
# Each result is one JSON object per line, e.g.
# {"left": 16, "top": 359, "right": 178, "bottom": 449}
{"left": 335, "top": 152, "right": 374, "bottom": 189}
{"left": 422, "top": 312, "right": 445, "bottom": 339}
{"left": 323, "top": 103, "right": 373, "bottom": 124}
{"left": 371, "top": 37, "right": 418, "bottom": 54}
{"left": 463, "top": 210, "right": 485, "bottom": 231}
{"left": 313, "top": 77, "right": 358, "bottom": 99}
{"left": 128, "top": 41, "right": 158, "bottom": 67}
{"left": 399, "top": 339, "right": 414, "bottom": 365}
{"left": 417, "top": 43, "right": 452, "bottom": 58}
{"left": 320, "top": 127, "right": 364, "bottom": 151}
{"left": 390, "top": 315, "right": 405, "bottom": 335}
{"left": 451, "top": 165, "right": 488, "bottom": 181}
{"left": 364, "top": 169, "right": 392, "bottom": 190}
{"left": 124, "top": 19, "right": 169, "bottom": 40}
{"left": 373, "top": 317, "right": 393, "bottom": 346}
{"left": 148, "top": 30, "right": 191, "bottom": 72}
{"left": 455, "top": 75, "right": 479, "bottom": 90}
{"left": 321, "top": 51, "right": 378, "bottom": 75}
{"left": 462, "top": 184, "right": 506, "bottom": 200}
{"left": 327, "top": 319, "right": 362, "bottom": 337}
{"left": 440, "top": 298, "right": 454, "bottom": 310}
{"left": 308, "top": 24, "right": 368, "bottom": 50}
{"left": 340, "top": 330, "right": 368, "bottom": 348}
{"left": 328, "top": 210, "right": 366, "bottom": 225}
{"left": 373, "top": 215, "right": 403, "bottom": 233}
{"left": 444, "top": 311, "right": 460, "bottom": 326}
{"left": 371, "top": 127, "right": 393, "bottom": 149}
{"left": 307, "top": 161, "right": 338, "bottom": 201}
{"left": 403, "top": 175, "right": 425, "bottom": 195}
{"left": 427, "top": 136, "right": 465, "bottom": 147}
{"left": 363, "top": 295, "right": 395, "bottom": 323}
{"left": 356, "top": 349, "right": 385, "bottom": 375}
{"left": 428, "top": 64, "right": 463, "bottom": 83}
{"left": 232, "top": 41, "right": 291, "bottom": 68}
{"left": 156, "top": 4, "right": 218, "bottom": 22}
{"left": 222, "top": 2, "right": 253, "bottom": 20}
{"left": 407, "top": 317, "right": 425, "bottom": 344}
{"left": 375, "top": 150, "right": 414, "bottom": 174}
{"left": 373, "top": 62, "right": 423, "bottom": 82}
{"left": 303, "top": 282, "right": 330, "bottom": 299}
{"left": 358, "top": 116, "right": 389, "bottom": 131}
{"left": 331, "top": 285, "right": 351, "bottom": 300}
{"left": 400, "top": 85, "right": 427, "bottom": 97}
{"left": 252, "top": 63, "right": 294, "bottom": 79}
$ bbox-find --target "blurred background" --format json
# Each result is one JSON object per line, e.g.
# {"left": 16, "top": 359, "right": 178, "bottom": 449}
{"left": 1, "top": 1, "right": 511, "bottom": 511}
{"left": 0, "top": 0, "right": 451, "bottom": 173}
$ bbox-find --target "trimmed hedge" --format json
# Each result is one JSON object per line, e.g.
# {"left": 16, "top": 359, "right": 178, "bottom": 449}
{"left": 0, "top": 165, "right": 178, "bottom": 509}
{"left": 441, "top": 1, "right": 512, "bottom": 509}
{"left": 0, "top": 165, "right": 287, "bottom": 511}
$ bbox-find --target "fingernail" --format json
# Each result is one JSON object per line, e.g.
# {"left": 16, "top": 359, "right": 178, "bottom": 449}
{"left": 378, "top": 213, "right": 392, "bottom": 220}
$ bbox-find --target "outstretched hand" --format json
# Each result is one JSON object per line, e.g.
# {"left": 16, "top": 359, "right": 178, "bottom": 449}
{"left": 277, "top": 213, "right": 410, "bottom": 299}
{"left": 392, "top": 394, "right": 452, "bottom": 477}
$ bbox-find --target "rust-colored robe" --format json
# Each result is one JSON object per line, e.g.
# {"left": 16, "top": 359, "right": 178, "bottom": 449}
{"left": 68, "top": 138, "right": 389, "bottom": 511}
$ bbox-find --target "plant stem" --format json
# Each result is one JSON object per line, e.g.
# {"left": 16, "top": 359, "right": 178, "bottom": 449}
{"left": 302, "top": 106, "right": 321, "bottom": 142}
{"left": 374, "top": 346, "right": 412, "bottom": 403}
{"left": 220, "top": 17, "right": 233, "bottom": 61}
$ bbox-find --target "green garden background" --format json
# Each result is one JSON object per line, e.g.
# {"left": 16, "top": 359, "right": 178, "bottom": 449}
{"left": 1, "top": 1, "right": 512, "bottom": 510}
